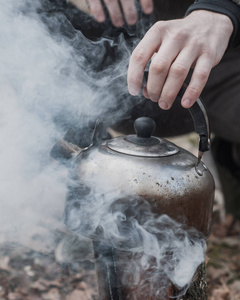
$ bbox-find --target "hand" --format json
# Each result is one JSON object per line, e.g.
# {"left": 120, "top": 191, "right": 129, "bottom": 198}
{"left": 127, "top": 10, "right": 233, "bottom": 110}
{"left": 87, "top": 0, "right": 153, "bottom": 27}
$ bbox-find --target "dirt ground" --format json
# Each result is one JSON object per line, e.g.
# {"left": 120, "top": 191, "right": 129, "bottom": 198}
{"left": 207, "top": 215, "right": 240, "bottom": 300}
{"left": 0, "top": 134, "right": 240, "bottom": 300}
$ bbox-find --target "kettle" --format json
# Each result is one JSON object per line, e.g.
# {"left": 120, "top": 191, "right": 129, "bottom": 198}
{"left": 51, "top": 94, "right": 214, "bottom": 299}
{"left": 53, "top": 96, "right": 214, "bottom": 238}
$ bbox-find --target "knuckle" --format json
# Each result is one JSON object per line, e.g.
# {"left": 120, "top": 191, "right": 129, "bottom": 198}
{"left": 132, "top": 47, "right": 145, "bottom": 63}
{"left": 195, "top": 67, "right": 209, "bottom": 82}
{"left": 201, "top": 46, "right": 215, "bottom": 60}
{"left": 171, "top": 63, "right": 188, "bottom": 77}
{"left": 171, "top": 30, "right": 188, "bottom": 42}
{"left": 151, "top": 59, "right": 168, "bottom": 74}
{"left": 152, "top": 21, "right": 165, "bottom": 33}
{"left": 188, "top": 85, "right": 201, "bottom": 97}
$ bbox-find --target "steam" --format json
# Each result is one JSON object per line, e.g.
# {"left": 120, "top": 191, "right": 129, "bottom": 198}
{"left": 65, "top": 187, "right": 206, "bottom": 296}
{"left": 0, "top": 0, "right": 142, "bottom": 245}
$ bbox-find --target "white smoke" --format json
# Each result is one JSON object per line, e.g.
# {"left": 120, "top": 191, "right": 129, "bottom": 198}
{"left": 0, "top": 1, "right": 69, "bottom": 245}
{"left": 65, "top": 188, "right": 206, "bottom": 295}
{"left": 0, "top": 0, "right": 136, "bottom": 246}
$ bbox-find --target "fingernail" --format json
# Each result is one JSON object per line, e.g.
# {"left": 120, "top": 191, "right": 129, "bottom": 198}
{"left": 159, "top": 101, "right": 168, "bottom": 110}
{"left": 129, "top": 86, "right": 139, "bottom": 96}
{"left": 182, "top": 98, "right": 191, "bottom": 107}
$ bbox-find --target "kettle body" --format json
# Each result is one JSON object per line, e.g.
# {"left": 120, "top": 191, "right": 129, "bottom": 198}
{"left": 68, "top": 131, "right": 214, "bottom": 238}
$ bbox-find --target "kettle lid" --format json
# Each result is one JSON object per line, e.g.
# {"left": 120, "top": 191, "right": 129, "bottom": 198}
{"left": 107, "top": 117, "right": 179, "bottom": 157}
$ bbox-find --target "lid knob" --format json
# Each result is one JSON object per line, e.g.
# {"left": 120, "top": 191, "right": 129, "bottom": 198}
{"left": 134, "top": 117, "right": 156, "bottom": 138}
{"left": 107, "top": 116, "right": 179, "bottom": 156}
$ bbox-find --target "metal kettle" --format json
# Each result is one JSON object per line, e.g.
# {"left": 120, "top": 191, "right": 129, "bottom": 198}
{"left": 51, "top": 94, "right": 215, "bottom": 299}
{"left": 58, "top": 97, "right": 214, "bottom": 239}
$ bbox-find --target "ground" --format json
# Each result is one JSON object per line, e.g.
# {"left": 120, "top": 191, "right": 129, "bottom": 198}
{"left": 0, "top": 133, "right": 240, "bottom": 300}
{"left": 207, "top": 216, "right": 240, "bottom": 300}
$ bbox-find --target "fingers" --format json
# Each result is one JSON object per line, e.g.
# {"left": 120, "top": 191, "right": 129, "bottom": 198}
{"left": 146, "top": 42, "right": 181, "bottom": 103}
{"left": 139, "top": 0, "right": 154, "bottom": 15}
{"left": 128, "top": 21, "right": 214, "bottom": 110}
{"left": 120, "top": 0, "right": 154, "bottom": 25}
{"left": 155, "top": 47, "right": 198, "bottom": 110}
{"left": 127, "top": 24, "right": 164, "bottom": 96}
{"left": 87, "top": 0, "right": 106, "bottom": 23}
{"left": 146, "top": 50, "right": 212, "bottom": 110}
{"left": 129, "top": 42, "right": 212, "bottom": 110}
{"left": 120, "top": 0, "right": 138, "bottom": 25}
{"left": 88, "top": 0, "right": 153, "bottom": 27}
{"left": 128, "top": 11, "right": 232, "bottom": 110}
{"left": 181, "top": 54, "right": 213, "bottom": 108}
{"left": 103, "top": 0, "right": 124, "bottom": 27}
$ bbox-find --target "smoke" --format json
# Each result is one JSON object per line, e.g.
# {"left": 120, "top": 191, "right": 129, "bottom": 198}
{"left": 0, "top": 0, "right": 144, "bottom": 246}
{"left": 64, "top": 185, "right": 206, "bottom": 297}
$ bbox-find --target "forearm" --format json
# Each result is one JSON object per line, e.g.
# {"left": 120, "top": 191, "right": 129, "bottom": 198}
{"left": 186, "top": 0, "right": 240, "bottom": 47}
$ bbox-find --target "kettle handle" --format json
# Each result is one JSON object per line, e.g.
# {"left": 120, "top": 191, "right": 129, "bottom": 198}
{"left": 143, "top": 71, "right": 210, "bottom": 155}
{"left": 177, "top": 83, "right": 210, "bottom": 154}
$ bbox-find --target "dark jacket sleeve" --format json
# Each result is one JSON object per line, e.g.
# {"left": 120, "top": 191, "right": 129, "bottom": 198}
{"left": 186, "top": 0, "right": 240, "bottom": 47}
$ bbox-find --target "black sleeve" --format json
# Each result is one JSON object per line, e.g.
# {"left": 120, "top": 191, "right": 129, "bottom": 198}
{"left": 186, "top": 0, "right": 240, "bottom": 48}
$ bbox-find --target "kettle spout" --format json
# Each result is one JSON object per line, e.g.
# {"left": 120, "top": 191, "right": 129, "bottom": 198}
{"left": 50, "top": 120, "right": 111, "bottom": 162}
{"left": 50, "top": 125, "right": 94, "bottom": 162}
{"left": 50, "top": 139, "right": 81, "bottom": 161}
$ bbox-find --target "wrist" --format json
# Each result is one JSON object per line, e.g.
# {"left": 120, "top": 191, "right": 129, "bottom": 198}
{"left": 186, "top": 0, "right": 240, "bottom": 48}
{"left": 187, "top": 10, "right": 233, "bottom": 36}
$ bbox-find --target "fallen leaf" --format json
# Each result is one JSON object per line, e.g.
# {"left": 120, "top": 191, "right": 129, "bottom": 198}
{"left": 230, "top": 280, "right": 240, "bottom": 295}
{"left": 8, "top": 292, "right": 22, "bottom": 300}
{"left": 207, "top": 266, "right": 227, "bottom": 280}
{"left": 42, "top": 288, "right": 61, "bottom": 300}
{"left": 66, "top": 289, "right": 91, "bottom": 300}
{"left": 210, "top": 287, "right": 230, "bottom": 300}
